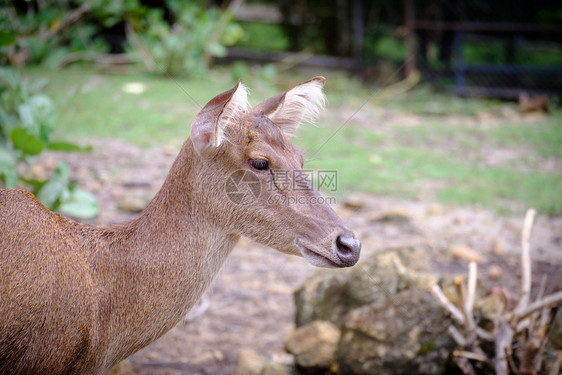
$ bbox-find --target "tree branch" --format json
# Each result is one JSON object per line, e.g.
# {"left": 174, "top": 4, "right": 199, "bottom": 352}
{"left": 515, "top": 209, "right": 536, "bottom": 315}
{"left": 41, "top": 3, "right": 92, "bottom": 42}
{"left": 517, "top": 290, "right": 562, "bottom": 321}
{"left": 432, "top": 284, "right": 465, "bottom": 324}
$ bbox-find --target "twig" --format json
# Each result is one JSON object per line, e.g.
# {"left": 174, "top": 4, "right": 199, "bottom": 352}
{"left": 40, "top": 3, "right": 92, "bottom": 42}
{"left": 466, "top": 262, "right": 477, "bottom": 315}
{"left": 464, "top": 262, "right": 477, "bottom": 333}
{"left": 448, "top": 325, "right": 467, "bottom": 346}
{"left": 55, "top": 52, "right": 134, "bottom": 69}
{"left": 548, "top": 351, "right": 562, "bottom": 375}
{"left": 432, "top": 284, "right": 465, "bottom": 324}
{"left": 515, "top": 208, "right": 536, "bottom": 315}
{"left": 454, "top": 357, "right": 477, "bottom": 375}
{"left": 495, "top": 316, "right": 514, "bottom": 375}
{"left": 515, "top": 290, "right": 562, "bottom": 323}
{"left": 453, "top": 349, "right": 489, "bottom": 363}
{"left": 125, "top": 19, "right": 157, "bottom": 72}
{"left": 455, "top": 277, "right": 469, "bottom": 322}
{"left": 432, "top": 208, "right": 560, "bottom": 375}
{"left": 506, "top": 346, "right": 521, "bottom": 375}
{"left": 475, "top": 327, "right": 494, "bottom": 342}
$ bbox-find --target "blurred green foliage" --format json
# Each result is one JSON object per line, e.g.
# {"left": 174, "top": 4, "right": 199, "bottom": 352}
{"left": 235, "top": 22, "right": 289, "bottom": 51}
{"left": 128, "top": 0, "right": 243, "bottom": 77}
{"left": 0, "top": 1, "right": 108, "bottom": 67}
{"left": 0, "top": 67, "right": 98, "bottom": 218}
{"left": 0, "top": 0, "right": 243, "bottom": 77}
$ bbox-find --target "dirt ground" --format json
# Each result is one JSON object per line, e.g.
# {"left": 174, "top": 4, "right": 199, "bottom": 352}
{"left": 40, "top": 137, "right": 561, "bottom": 375}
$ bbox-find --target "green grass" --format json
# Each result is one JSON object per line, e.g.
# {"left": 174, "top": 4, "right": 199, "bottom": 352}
{"left": 487, "top": 113, "right": 562, "bottom": 158}
{"left": 295, "top": 104, "right": 562, "bottom": 215}
{"left": 24, "top": 66, "right": 240, "bottom": 147}
{"left": 21, "top": 66, "right": 562, "bottom": 215}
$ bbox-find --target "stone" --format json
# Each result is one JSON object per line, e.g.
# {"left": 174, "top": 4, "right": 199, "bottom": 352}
{"left": 342, "top": 195, "right": 367, "bottom": 210}
{"left": 117, "top": 195, "right": 150, "bottom": 213}
{"left": 449, "top": 244, "right": 482, "bottom": 263}
{"left": 285, "top": 320, "right": 340, "bottom": 369}
{"left": 106, "top": 360, "right": 136, "bottom": 375}
{"left": 426, "top": 204, "right": 444, "bottom": 216}
{"left": 237, "top": 349, "right": 266, "bottom": 375}
{"left": 294, "top": 247, "right": 436, "bottom": 327}
{"left": 492, "top": 239, "right": 506, "bottom": 256}
{"left": 237, "top": 349, "right": 296, "bottom": 375}
{"left": 338, "top": 289, "right": 455, "bottom": 375}
{"left": 370, "top": 210, "right": 412, "bottom": 224}
{"left": 487, "top": 264, "right": 502, "bottom": 280}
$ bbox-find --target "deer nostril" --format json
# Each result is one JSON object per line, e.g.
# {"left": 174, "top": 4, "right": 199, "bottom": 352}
{"left": 335, "top": 234, "right": 361, "bottom": 265}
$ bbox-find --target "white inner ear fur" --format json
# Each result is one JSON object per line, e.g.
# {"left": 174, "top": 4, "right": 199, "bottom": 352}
{"left": 267, "top": 79, "right": 325, "bottom": 136}
{"left": 215, "top": 83, "right": 250, "bottom": 146}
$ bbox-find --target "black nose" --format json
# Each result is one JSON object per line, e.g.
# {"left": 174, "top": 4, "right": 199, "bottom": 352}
{"left": 335, "top": 234, "right": 361, "bottom": 266}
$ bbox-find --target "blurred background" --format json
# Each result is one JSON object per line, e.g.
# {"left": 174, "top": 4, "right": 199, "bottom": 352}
{"left": 1, "top": 1, "right": 561, "bottom": 374}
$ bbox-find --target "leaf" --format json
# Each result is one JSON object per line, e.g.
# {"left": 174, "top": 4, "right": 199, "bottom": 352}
{"left": 48, "top": 141, "right": 93, "bottom": 152}
{"left": 0, "top": 146, "right": 18, "bottom": 188}
{"left": 17, "top": 104, "right": 36, "bottom": 128}
{"left": 28, "top": 95, "right": 56, "bottom": 141}
{"left": 10, "top": 128, "right": 44, "bottom": 156}
{"left": 21, "top": 178, "right": 47, "bottom": 191}
{"left": 36, "top": 162, "right": 70, "bottom": 209}
{"left": 58, "top": 188, "right": 99, "bottom": 218}
{"left": 206, "top": 42, "right": 227, "bottom": 58}
{"left": 0, "top": 31, "right": 16, "bottom": 47}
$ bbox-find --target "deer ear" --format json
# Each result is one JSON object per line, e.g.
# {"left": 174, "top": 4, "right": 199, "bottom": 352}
{"left": 190, "top": 80, "right": 249, "bottom": 157}
{"left": 252, "top": 76, "right": 325, "bottom": 138}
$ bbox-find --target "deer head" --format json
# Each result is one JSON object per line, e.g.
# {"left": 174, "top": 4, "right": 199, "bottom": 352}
{"left": 189, "top": 77, "right": 360, "bottom": 268}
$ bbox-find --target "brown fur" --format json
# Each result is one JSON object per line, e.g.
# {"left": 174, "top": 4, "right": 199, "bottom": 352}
{"left": 0, "top": 77, "right": 359, "bottom": 374}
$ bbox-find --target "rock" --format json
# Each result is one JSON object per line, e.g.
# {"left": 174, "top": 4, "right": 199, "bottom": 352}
{"left": 370, "top": 210, "right": 412, "bottom": 223}
{"left": 449, "top": 244, "right": 482, "bottom": 263}
{"left": 237, "top": 349, "right": 297, "bottom": 375}
{"left": 487, "top": 264, "right": 502, "bottom": 280}
{"left": 338, "top": 289, "right": 455, "bottom": 375}
{"left": 294, "top": 248, "right": 436, "bottom": 327}
{"left": 518, "top": 92, "right": 550, "bottom": 114}
{"left": 117, "top": 195, "right": 150, "bottom": 213}
{"left": 29, "top": 164, "right": 49, "bottom": 181}
{"left": 285, "top": 320, "right": 340, "bottom": 369}
{"left": 238, "top": 349, "right": 266, "bottom": 375}
{"left": 368, "top": 154, "right": 382, "bottom": 165}
{"left": 492, "top": 239, "right": 505, "bottom": 256}
{"left": 342, "top": 195, "right": 367, "bottom": 210}
{"left": 162, "top": 143, "right": 179, "bottom": 156}
{"left": 426, "top": 204, "right": 443, "bottom": 216}
{"left": 106, "top": 360, "right": 136, "bottom": 375}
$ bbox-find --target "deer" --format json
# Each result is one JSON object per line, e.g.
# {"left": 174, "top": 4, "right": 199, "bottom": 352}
{"left": 0, "top": 76, "right": 361, "bottom": 375}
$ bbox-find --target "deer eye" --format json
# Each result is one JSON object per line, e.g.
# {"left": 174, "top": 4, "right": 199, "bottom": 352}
{"left": 250, "top": 159, "right": 269, "bottom": 171}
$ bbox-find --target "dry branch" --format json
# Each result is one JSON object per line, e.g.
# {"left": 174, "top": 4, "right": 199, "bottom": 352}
{"left": 515, "top": 209, "right": 536, "bottom": 315}
{"left": 517, "top": 291, "right": 562, "bottom": 321}
{"left": 549, "top": 351, "right": 562, "bottom": 375}
{"left": 432, "top": 285, "right": 464, "bottom": 324}
{"left": 453, "top": 350, "right": 489, "bottom": 363}
{"left": 40, "top": 3, "right": 92, "bottom": 42}
{"left": 433, "top": 208, "right": 561, "bottom": 375}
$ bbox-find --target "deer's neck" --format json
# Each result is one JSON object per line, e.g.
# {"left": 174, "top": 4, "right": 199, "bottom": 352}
{"left": 95, "top": 140, "right": 237, "bottom": 359}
